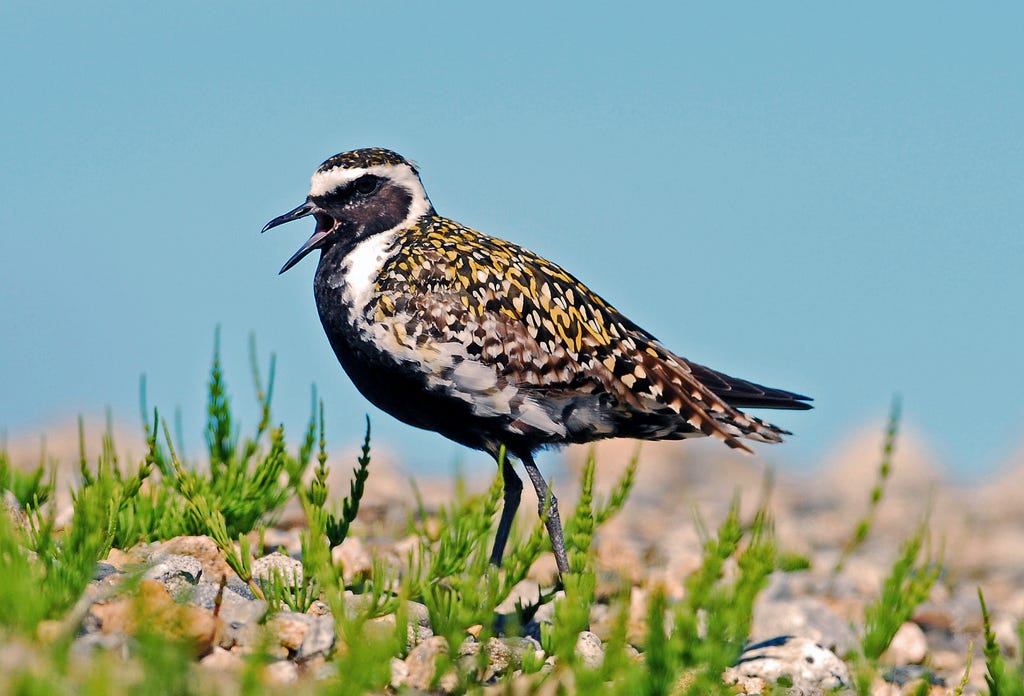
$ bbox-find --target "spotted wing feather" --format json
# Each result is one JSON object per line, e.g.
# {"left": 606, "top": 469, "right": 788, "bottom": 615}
{"left": 367, "top": 217, "right": 799, "bottom": 452}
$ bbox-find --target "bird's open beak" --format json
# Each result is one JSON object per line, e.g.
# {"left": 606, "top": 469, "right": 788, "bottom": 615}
{"left": 262, "top": 201, "right": 331, "bottom": 274}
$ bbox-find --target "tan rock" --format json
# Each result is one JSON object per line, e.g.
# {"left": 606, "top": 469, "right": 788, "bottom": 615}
{"left": 103, "top": 547, "right": 134, "bottom": 570}
{"left": 267, "top": 613, "right": 310, "bottom": 652}
{"left": 263, "top": 660, "right": 299, "bottom": 685}
{"left": 88, "top": 579, "right": 218, "bottom": 656}
{"left": 881, "top": 621, "right": 928, "bottom": 665}
{"left": 363, "top": 613, "right": 398, "bottom": 643}
{"left": 306, "top": 599, "right": 331, "bottom": 617}
{"left": 199, "top": 646, "right": 244, "bottom": 672}
{"left": 156, "top": 536, "right": 233, "bottom": 582}
{"left": 404, "top": 635, "right": 450, "bottom": 691}
{"left": 332, "top": 536, "right": 372, "bottom": 582}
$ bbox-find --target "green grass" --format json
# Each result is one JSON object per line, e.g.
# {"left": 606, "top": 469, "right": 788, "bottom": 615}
{"left": 834, "top": 394, "right": 901, "bottom": 575}
{"left": 979, "top": 589, "right": 1024, "bottom": 696}
{"left": 0, "top": 338, "right": 991, "bottom": 694}
{"left": 861, "top": 520, "right": 940, "bottom": 661}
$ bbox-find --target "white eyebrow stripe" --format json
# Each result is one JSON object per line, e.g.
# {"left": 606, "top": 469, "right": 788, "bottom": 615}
{"left": 309, "top": 161, "right": 434, "bottom": 234}
{"left": 309, "top": 162, "right": 423, "bottom": 198}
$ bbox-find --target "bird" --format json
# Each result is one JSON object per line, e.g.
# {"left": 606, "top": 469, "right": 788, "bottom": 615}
{"left": 263, "top": 148, "right": 812, "bottom": 576}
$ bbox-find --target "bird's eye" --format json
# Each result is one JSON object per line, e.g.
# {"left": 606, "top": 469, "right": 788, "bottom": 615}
{"left": 353, "top": 176, "right": 379, "bottom": 195}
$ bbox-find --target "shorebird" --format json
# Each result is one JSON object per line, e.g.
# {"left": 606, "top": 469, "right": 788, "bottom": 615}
{"left": 263, "top": 148, "right": 811, "bottom": 575}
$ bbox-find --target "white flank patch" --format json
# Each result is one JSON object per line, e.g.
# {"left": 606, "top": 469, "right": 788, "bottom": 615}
{"left": 309, "top": 162, "right": 433, "bottom": 235}
{"left": 451, "top": 359, "right": 500, "bottom": 392}
{"left": 334, "top": 231, "right": 398, "bottom": 309}
{"left": 514, "top": 397, "right": 567, "bottom": 436}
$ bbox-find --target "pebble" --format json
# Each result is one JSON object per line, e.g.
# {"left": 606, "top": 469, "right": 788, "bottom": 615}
{"left": 268, "top": 611, "right": 312, "bottom": 653}
{"left": 344, "top": 594, "right": 433, "bottom": 648}
{"left": 306, "top": 599, "right": 331, "bottom": 616}
{"left": 198, "top": 646, "right": 243, "bottom": 673}
{"left": 227, "top": 577, "right": 258, "bottom": 600}
{"left": 459, "top": 636, "right": 545, "bottom": 682}
{"left": 881, "top": 621, "right": 928, "bottom": 665}
{"left": 403, "top": 635, "right": 450, "bottom": 691}
{"left": 575, "top": 631, "right": 605, "bottom": 669}
{"left": 724, "top": 635, "right": 850, "bottom": 691}
{"left": 86, "top": 580, "right": 218, "bottom": 657}
{"left": 69, "top": 631, "right": 130, "bottom": 661}
{"left": 752, "top": 595, "right": 859, "bottom": 656}
{"left": 389, "top": 656, "right": 410, "bottom": 689}
{"left": 143, "top": 553, "right": 203, "bottom": 597}
{"left": 251, "top": 551, "right": 303, "bottom": 587}
{"left": 263, "top": 610, "right": 334, "bottom": 660}
{"left": 332, "top": 536, "right": 373, "bottom": 582}
{"left": 182, "top": 581, "right": 268, "bottom": 648}
{"left": 92, "top": 562, "right": 121, "bottom": 582}
{"left": 480, "top": 637, "right": 514, "bottom": 681}
{"left": 153, "top": 536, "right": 233, "bottom": 581}
{"left": 297, "top": 615, "right": 335, "bottom": 660}
{"left": 263, "top": 659, "right": 299, "bottom": 685}
{"left": 403, "top": 599, "right": 435, "bottom": 642}
{"left": 188, "top": 581, "right": 253, "bottom": 612}
{"left": 300, "top": 654, "right": 336, "bottom": 680}
{"left": 882, "top": 664, "right": 943, "bottom": 688}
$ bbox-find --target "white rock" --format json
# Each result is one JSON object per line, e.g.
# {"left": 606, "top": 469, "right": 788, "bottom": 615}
{"left": 199, "top": 646, "right": 242, "bottom": 672}
{"left": 252, "top": 552, "right": 303, "bottom": 586}
{"left": 390, "top": 656, "right": 409, "bottom": 689}
{"left": 332, "top": 536, "right": 372, "bottom": 582}
{"left": 263, "top": 659, "right": 298, "bottom": 685}
{"left": 404, "top": 635, "right": 449, "bottom": 690}
{"left": 881, "top": 621, "right": 928, "bottom": 665}
{"left": 725, "top": 635, "right": 850, "bottom": 691}
{"left": 298, "top": 615, "right": 336, "bottom": 660}
{"left": 753, "top": 595, "right": 859, "bottom": 655}
{"left": 575, "top": 631, "right": 604, "bottom": 669}
{"left": 144, "top": 553, "right": 203, "bottom": 597}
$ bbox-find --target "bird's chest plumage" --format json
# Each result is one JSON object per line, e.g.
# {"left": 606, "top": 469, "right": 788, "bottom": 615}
{"left": 311, "top": 230, "right": 506, "bottom": 446}
{"left": 309, "top": 224, "right": 575, "bottom": 454}
{"left": 313, "top": 225, "right": 487, "bottom": 369}
{"left": 312, "top": 231, "right": 409, "bottom": 380}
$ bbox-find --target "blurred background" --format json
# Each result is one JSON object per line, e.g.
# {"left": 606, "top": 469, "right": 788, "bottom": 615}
{"left": 1, "top": 3, "right": 1021, "bottom": 479}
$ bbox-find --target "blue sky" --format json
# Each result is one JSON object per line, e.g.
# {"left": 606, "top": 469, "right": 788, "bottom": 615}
{"left": 1, "top": 3, "right": 1021, "bottom": 477}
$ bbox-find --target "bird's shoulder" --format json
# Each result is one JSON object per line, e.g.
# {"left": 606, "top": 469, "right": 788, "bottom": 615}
{"left": 373, "top": 215, "right": 653, "bottom": 354}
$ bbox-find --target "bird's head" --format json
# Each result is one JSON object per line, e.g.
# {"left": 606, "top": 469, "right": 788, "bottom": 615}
{"left": 262, "top": 148, "right": 434, "bottom": 274}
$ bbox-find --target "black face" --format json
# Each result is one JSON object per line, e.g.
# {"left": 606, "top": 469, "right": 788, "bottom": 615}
{"left": 263, "top": 171, "right": 418, "bottom": 274}
{"left": 313, "top": 175, "right": 413, "bottom": 239}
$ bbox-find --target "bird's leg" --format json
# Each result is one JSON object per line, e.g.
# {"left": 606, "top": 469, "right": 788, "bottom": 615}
{"left": 489, "top": 455, "right": 523, "bottom": 567}
{"left": 521, "top": 454, "right": 570, "bottom": 576}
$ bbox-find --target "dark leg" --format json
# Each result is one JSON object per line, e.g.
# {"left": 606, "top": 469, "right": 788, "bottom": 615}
{"left": 521, "top": 453, "right": 570, "bottom": 576}
{"left": 489, "top": 455, "right": 523, "bottom": 567}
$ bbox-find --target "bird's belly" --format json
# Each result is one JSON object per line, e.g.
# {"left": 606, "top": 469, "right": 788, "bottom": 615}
{"left": 309, "top": 278, "right": 501, "bottom": 445}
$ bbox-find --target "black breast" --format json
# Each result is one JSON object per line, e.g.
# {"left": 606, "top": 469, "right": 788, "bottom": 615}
{"left": 312, "top": 241, "right": 512, "bottom": 454}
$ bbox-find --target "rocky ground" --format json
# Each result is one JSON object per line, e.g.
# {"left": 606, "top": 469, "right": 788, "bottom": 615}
{"left": 6, "top": 420, "right": 1024, "bottom": 694}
